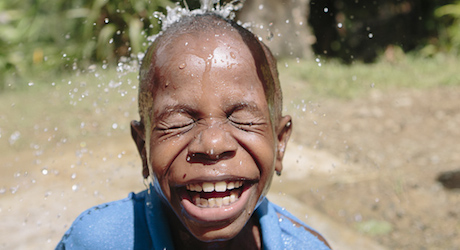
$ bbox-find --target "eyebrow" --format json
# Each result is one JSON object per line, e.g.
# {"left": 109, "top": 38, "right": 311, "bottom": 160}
{"left": 225, "top": 101, "right": 265, "bottom": 116}
{"left": 153, "top": 104, "right": 198, "bottom": 122}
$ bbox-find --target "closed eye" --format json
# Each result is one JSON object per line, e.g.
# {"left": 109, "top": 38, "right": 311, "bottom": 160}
{"left": 155, "top": 121, "right": 194, "bottom": 132}
{"left": 154, "top": 111, "right": 195, "bottom": 136}
{"left": 227, "top": 103, "right": 268, "bottom": 132}
{"left": 229, "top": 118, "right": 266, "bottom": 132}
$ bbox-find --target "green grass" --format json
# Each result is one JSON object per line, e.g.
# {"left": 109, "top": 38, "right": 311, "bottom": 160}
{"left": 279, "top": 53, "right": 460, "bottom": 101}
{"left": 0, "top": 66, "right": 139, "bottom": 153}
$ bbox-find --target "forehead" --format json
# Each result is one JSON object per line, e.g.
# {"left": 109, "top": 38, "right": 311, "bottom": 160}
{"left": 147, "top": 27, "right": 269, "bottom": 113}
{"left": 154, "top": 27, "right": 257, "bottom": 73}
{"left": 153, "top": 28, "right": 264, "bottom": 91}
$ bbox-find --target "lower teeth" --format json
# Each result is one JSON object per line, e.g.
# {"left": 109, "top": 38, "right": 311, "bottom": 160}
{"left": 194, "top": 192, "right": 239, "bottom": 208}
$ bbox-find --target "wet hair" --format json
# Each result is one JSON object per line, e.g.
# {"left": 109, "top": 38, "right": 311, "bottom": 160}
{"left": 138, "top": 14, "right": 282, "bottom": 126}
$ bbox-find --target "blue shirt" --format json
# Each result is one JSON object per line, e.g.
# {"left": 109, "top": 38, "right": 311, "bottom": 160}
{"left": 56, "top": 190, "right": 330, "bottom": 249}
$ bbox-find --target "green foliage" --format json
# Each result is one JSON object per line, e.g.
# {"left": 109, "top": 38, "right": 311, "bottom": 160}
{"left": 0, "top": 0, "right": 173, "bottom": 90}
{"left": 435, "top": 1, "right": 460, "bottom": 55}
{"left": 355, "top": 220, "right": 393, "bottom": 236}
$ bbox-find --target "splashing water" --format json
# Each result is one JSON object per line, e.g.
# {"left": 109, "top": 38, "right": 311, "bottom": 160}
{"left": 149, "top": 0, "right": 244, "bottom": 43}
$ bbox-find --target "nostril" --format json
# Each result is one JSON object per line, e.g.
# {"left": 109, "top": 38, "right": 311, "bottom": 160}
{"left": 217, "top": 151, "right": 236, "bottom": 161}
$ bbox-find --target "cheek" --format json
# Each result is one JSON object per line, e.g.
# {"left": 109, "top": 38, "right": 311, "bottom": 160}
{"left": 234, "top": 131, "right": 276, "bottom": 175}
{"left": 149, "top": 135, "right": 191, "bottom": 181}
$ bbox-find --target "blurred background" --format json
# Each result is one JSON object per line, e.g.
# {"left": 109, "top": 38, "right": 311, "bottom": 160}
{"left": 1, "top": 0, "right": 459, "bottom": 249}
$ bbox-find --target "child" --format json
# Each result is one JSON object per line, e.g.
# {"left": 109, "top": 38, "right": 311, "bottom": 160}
{"left": 57, "top": 13, "right": 331, "bottom": 249}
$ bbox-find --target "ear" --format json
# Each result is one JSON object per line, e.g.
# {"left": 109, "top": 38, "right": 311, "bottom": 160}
{"left": 131, "top": 120, "right": 149, "bottom": 178}
{"left": 275, "top": 115, "right": 292, "bottom": 174}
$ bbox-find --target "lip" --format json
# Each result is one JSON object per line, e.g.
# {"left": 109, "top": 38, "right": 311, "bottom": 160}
{"left": 179, "top": 180, "right": 256, "bottom": 223}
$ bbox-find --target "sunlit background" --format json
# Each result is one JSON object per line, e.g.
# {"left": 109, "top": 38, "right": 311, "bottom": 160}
{"left": 1, "top": 0, "right": 460, "bottom": 249}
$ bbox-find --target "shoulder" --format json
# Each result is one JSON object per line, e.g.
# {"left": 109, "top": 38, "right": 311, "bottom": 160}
{"left": 267, "top": 200, "right": 332, "bottom": 249}
{"left": 56, "top": 191, "right": 147, "bottom": 249}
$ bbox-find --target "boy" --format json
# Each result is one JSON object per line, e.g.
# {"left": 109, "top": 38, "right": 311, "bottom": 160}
{"left": 57, "top": 13, "right": 331, "bottom": 249}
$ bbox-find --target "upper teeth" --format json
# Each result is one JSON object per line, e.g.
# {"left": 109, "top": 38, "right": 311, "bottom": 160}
{"left": 186, "top": 181, "right": 243, "bottom": 192}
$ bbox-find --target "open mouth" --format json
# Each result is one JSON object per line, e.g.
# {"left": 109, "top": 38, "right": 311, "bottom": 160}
{"left": 184, "top": 181, "right": 245, "bottom": 208}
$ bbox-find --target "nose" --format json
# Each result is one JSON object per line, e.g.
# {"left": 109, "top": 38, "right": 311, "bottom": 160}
{"left": 187, "top": 123, "right": 237, "bottom": 164}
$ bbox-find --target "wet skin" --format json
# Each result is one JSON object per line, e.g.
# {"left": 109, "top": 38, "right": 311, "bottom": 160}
{"left": 131, "top": 27, "right": 292, "bottom": 248}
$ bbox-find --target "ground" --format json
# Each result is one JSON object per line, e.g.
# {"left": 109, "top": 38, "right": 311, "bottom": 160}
{"left": 1, "top": 75, "right": 459, "bottom": 249}
{"left": 279, "top": 86, "right": 460, "bottom": 249}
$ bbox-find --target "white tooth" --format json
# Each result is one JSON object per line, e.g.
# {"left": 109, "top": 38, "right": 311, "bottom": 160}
{"left": 227, "top": 182, "right": 235, "bottom": 190}
{"left": 215, "top": 181, "right": 226, "bottom": 192}
{"left": 230, "top": 193, "right": 236, "bottom": 203}
{"left": 208, "top": 198, "right": 216, "bottom": 208}
{"left": 202, "top": 182, "right": 215, "bottom": 192}
{"left": 215, "top": 197, "right": 223, "bottom": 207}
{"left": 186, "top": 184, "right": 190, "bottom": 190}
{"left": 222, "top": 196, "right": 230, "bottom": 205}
{"left": 190, "top": 184, "right": 196, "bottom": 191}
{"left": 200, "top": 198, "right": 208, "bottom": 207}
{"left": 193, "top": 195, "right": 200, "bottom": 205}
{"left": 236, "top": 181, "right": 242, "bottom": 188}
{"left": 195, "top": 184, "right": 202, "bottom": 192}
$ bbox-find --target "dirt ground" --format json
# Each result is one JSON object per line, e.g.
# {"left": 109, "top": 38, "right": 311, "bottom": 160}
{"left": 1, "top": 84, "right": 460, "bottom": 249}
{"left": 281, "top": 86, "right": 460, "bottom": 249}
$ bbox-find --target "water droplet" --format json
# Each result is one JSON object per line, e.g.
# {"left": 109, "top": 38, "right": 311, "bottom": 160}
{"left": 71, "top": 173, "right": 77, "bottom": 179}
{"left": 337, "top": 23, "right": 343, "bottom": 28}
{"left": 324, "top": 7, "right": 329, "bottom": 13}
{"left": 368, "top": 33, "right": 374, "bottom": 38}
{"left": 179, "top": 63, "right": 187, "bottom": 69}
{"left": 41, "top": 168, "right": 49, "bottom": 175}
{"left": 104, "top": 18, "right": 109, "bottom": 23}
{"left": 112, "top": 123, "right": 118, "bottom": 129}
{"left": 9, "top": 131, "right": 21, "bottom": 145}
{"left": 10, "top": 186, "right": 18, "bottom": 194}
{"left": 72, "top": 184, "right": 79, "bottom": 192}
{"left": 258, "top": 4, "right": 264, "bottom": 10}
{"left": 267, "top": 31, "right": 274, "bottom": 41}
{"left": 28, "top": 82, "right": 34, "bottom": 86}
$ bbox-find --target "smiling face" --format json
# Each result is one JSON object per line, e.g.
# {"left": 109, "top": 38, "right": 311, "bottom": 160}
{"left": 132, "top": 15, "right": 292, "bottom": 243}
